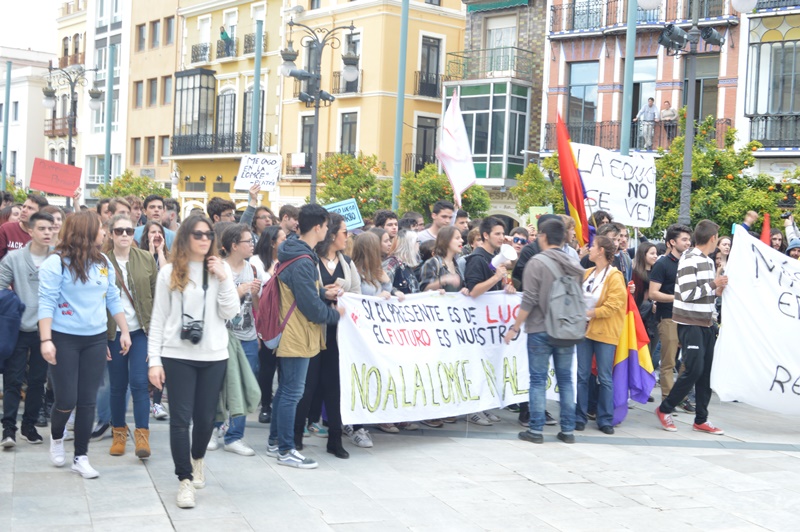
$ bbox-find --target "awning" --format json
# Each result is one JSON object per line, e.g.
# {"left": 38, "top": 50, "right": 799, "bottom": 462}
{"left": 466, "top": 0, "right": 528, "bottom": 13}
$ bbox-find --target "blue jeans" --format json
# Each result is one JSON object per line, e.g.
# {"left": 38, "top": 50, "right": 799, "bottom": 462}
{"left": 576, "top": 339, "right": 615, "bottom": 428}
{"left": 269, "top": 357, "right": 310, "bottom": 453}
{"left": 526, "top": 333, "right": 575, "bottom": 434}
{"left": 108, "top": 330, "right": 149, "bottom": 429}
{"left": 217, "top": 339, "right": 259, "bottom": 444}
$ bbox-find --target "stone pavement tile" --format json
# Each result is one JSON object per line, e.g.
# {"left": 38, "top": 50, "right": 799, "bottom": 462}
{"left": 660, "top": 507, "right": 768, "bottom": 531}
{"left": 270, "top": 466, "right": 365, "bottom": 498}
{"left": 205, "top": 454, "right": 286, "bottom": 494}
{"left": 611, "top": 484, "right": 711, "bottom": 510}
{"left": 11, "top": 470, "right": 86, "bottom": 497}
{"left": 409, "top": 525, "right": 484, "bottom": 532}
{"left": 697, "top": 454, "right": 784, "bottom": 474}
{"left": 348, "top": 474, "right": 430, "bottom": 500}
{"left": 482, "top": 479, "right": 580, "bottom": 506}
{"left": 750, "top": 471, "right": 800, "bottom": 494}
{"left": 692, "top": 466, "right": 777, "bottom": 492}
{"left": 444, "top": 499, "right": 560, "bottom": 531}
{"left": 85, "top": 479, "right": 165, "bottom": 519}
{"left": 515, "top": 460, "right": 591, "bottom": 485}
{"left": 303, "top": 493, "right": 391, "bottom": 524}
{"left": 427, "top": 484, "right": 507, "bottom": 505}
{"left": 330, "top": 521, "right": 410, "bottom": 532}
{"left": 159, "top": 483, "right": 243, "bottom": 522}
{"left": 533, "top": 507, "right": 628, "bottom": 531}
{"left": 90, "top": 513, "right": 175, "bottom": 530}
{"left": 173, "top": 516, "right": 255, "bottom": 531}
{"left": 729, "top": 507, "right": 799, "bottom": 532}
{"left": 233, "top": 490, "right": 333, "bottom": 531}
{"left": 546, "top": 482, "right": 639, "bottom": 509}
{"left": 12, "top": 494, "right": 92, "bottom": 527}
{"left": 375, "top": 495, "right": 480, "bottom": 528}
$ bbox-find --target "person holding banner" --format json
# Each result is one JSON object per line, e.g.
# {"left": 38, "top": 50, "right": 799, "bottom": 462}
{"left": 576, "top": 236, "right": 627, "bottom": 434}
{"left": 419, "top": 226, "right": 469, "bottom": 295}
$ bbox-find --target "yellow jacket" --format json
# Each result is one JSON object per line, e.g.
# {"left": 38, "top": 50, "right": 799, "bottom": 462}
{"left": 585, "top": 266, "right": 627, "bottom": 345}
{"left": 276, "top": 279, "right": 326, "bottom": 358}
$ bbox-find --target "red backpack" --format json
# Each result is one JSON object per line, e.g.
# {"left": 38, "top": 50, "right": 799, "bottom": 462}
{"left": 256, "top": 255, "right": 312, "bottom": 349}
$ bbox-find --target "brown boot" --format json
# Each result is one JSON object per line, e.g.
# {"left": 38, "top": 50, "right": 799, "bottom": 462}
{"left": 110, "top": 426, "right": 128, "bottom": 456}
{"left": 134, "top": 428, "right": 151, "bottom": 459}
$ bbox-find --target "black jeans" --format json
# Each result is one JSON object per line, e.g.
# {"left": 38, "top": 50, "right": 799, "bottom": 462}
{"left": 294, "top": 326, "right": 343, "bottom": 450}
{"left": 49, "top": 331, "right": 107, "bottom": 457}
{"left": 258, "top": 341, "right": 278, "bottom": 407}
{"left": 661, "top": 324, "right": 716, "bottom": 425}
{"left": 2, "top": 330, "right": 48, "bottom": 431}
{"left": 162, "top": 357, "right": 227, "bottom": 481}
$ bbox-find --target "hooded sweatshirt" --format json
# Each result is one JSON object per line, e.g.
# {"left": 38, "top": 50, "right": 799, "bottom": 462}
{"left": 276, "top": 238, "right": 340, "bottom": 326}
{"left": 519, "top": 248, "right": 585, "bottom": 334}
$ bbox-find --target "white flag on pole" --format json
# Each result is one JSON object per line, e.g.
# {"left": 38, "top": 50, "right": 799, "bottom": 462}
{"left": 436, "top": 89, "right": 476, "bottom": 207}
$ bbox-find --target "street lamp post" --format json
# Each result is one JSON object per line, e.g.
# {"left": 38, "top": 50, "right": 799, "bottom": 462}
{"left": 42, "top": 64, "right": 102, "bottom": 207}
{"left": 280, "top": 19, "right": 359, "bottom": 204}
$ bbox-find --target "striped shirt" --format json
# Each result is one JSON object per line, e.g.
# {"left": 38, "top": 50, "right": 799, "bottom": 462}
{"left": 672, "top": 247, "right": 717, "bottom": 327}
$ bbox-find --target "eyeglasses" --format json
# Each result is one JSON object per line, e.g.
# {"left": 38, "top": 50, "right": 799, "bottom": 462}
{"left": 191, "top": 231, "right": 215, "bottom": 241}
{"left": 113, "top": 227, "right": 135, "bottom": 236}
{"left": 237, "top": 239, "right": 255, "bottom": 245}
{"left": 512, "top": 237, "right": 527, "bottom": 245}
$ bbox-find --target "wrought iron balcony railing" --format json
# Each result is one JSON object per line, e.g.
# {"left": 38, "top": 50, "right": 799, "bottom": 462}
{"left": 243, "top": 33, "right": 268, "bottom": 54}
{"left": 665, "top": 0, "right": 727, "bottom": 20}
{"left": 605, "top": 0, "right": 661, "bottom": 26}
{"left": 216, "top": 38, "right": 238, "bottom": 59}
{"left": 332, "top": 71, "right": 363, "bottom": 94}
{"left": 446, "top": 47, "right": 535, "bottom": 81}
{"left": 191, "top": 43, "right": 211, "bottom": 63}
{"left": 404, "top": 153, "right": 437, "bottom": 174}
{"left": 44, "top": 117, "right": 76, "bottom": 138}
{"left": 171, "top": 132, "right": 265, "bottom": 156}
{"left": 749, "top": 115, "right": 800, "bottom": 149}
{"left": 755, "top": 0, "right": 798, "bottom": 8}
{"left": 414, "top": 71, "right": 446, "bottom": 98}
{"left": 285, "top": 152, "right": 319, "bottom": 175}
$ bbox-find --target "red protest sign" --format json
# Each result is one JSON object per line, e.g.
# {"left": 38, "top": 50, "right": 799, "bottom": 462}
{"left": 29, "top": 158, "right": 82, "bottom": 197}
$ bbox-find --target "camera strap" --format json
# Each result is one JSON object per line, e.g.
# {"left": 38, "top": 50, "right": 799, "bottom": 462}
{"left": 181, "top": 264, "right": 209, "bottom": 326}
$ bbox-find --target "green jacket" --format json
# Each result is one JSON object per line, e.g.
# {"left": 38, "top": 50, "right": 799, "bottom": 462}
{"left": 217, "top": 332, "right": 261, "bottom": 420}
{"left": 106, "top": 247, "right": 158, "bottom": 340}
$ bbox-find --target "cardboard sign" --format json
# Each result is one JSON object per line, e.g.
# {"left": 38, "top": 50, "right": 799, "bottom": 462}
{"left": 291, "top": 152, "right": 306, "bottom": 168}
{"left": 29, "top": 158, "right": 82, "bottom": 197}
{"left": 323, "top": 198, "right": 364, "bottom": 230}
{"left": 528, "top": 205, "right": 554, "bottom": 223}
{"left": 234, "top": 154, "right": 282, "bottom": 192}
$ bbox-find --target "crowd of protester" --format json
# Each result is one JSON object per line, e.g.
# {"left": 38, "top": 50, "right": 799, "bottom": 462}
{"left": 1, "top": 187, "right": 799, "bottom": 509}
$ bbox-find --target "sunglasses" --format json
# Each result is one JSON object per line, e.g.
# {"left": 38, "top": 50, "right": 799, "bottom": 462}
{"left": 112, "top": 227, "right": 135, "bottom": 236}
{"left": 191, "top": 231, "right": 215, "bottom": 241}
{"left": 512, "top": 237, "right": 527, "bottom": 245}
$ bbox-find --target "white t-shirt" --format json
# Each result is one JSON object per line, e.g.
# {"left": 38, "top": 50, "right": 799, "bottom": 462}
{"left": 582, "top": 266, "right": 610, "bottom": 319}
{"left": 31, "top": 252, "right": 47, "bottom": 268}
{"left": 116, "top": 259, "right": 142, "bottom": 332}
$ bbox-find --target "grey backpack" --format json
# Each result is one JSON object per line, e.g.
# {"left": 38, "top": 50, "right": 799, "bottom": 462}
{"left": 532, "top": 254, "right": 586, "bottom": 347}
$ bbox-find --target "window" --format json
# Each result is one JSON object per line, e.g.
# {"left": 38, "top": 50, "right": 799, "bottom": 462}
{"left": 111, "top": 0, "right": 121, "bottom": 23}
{"left": 344, "top": 33, "right": 361, "bottom": 92}
{"left": 11, "top": 102, "right": 18, "bottom": 122}
{"left": 172, "top": 69, "right": 216, "bottom": 155}
{"left": 132, "top": 138, "right": 142, "bottom": 165}
{"left": 310, "top": 0, "right": 320, "bottom": 9}
{"left": 300, "top": 115, "right": 315, "bottom": 170}
{"left": 425, "top": 0, "right": 441, "bottom": 5}
{"left": 573, "top": 0, "right": 603, "bottom": 30}
{"left": 9, "top": 151, "right": 17, "bottom": 176}
{"left": 341, "top": 112, "right": 357, "bottom": 155}
{"left": 95, "top": 46, "right": 107, "bottom": 80}
{"left": 216, "top": 91, "right": 236, "bottom": 150}
{"left": 242, "top": 88, "right": 264, "bottom": 145}
{"left": 414, "top": 117, "right": 438, "bottom": 172}
{"left": 567, "top": 62, "right": 600, "bottom": 144}
{"left": 148, "top": 78, "right": 158, "bottom": 107}
{"left": 0, "top": 103, "right": 3, "bottom": 121}
{"left": 59, "top": 148, "right": 66, "bottom": 164}
{"left": 486, "top": 16, "right": 516, "bottom": 71}
{"left": 150, "top": 20, "right": 161, "bottom": 48}
{"left": 50, "top": 148, "right": 56, "bottom": 161}
{"left": 134, "top": 81, "right": 144, "bottom": 108}
{"left": 146, "top": 137, "right": 156, "bottom": 165}
{"left": 86, "top": 155, "right": 121, "bottom": 184}
{"left": 97, "top": 0, "right": 106, "bottom": 24}
{"left": 165, "top": 17, "right": 175, "bottom": 45}
{"left": 93, "top": 93, "right": 119, "bottom": 133}
{"left": 418, "top": 36, "right": 441, "bottom": 97}
{"left": 159, "top": 136, "right": 170, "bottom": 164}
{"left": 162, "top": 75, "right": 173, "bottom": 104}
{"left": 136, "top": 24, "right": 146, "bottom": 51}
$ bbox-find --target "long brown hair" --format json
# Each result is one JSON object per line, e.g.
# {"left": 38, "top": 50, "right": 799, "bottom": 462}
{"left": 56, "top": 210, "right": 107, "bottom": 283}
{"left": 169, "top": 214, "right": 218, "bottom": 292}
{"left": 351, "top": 231, "right": 384, "bottom": 286}
{"left": 139, "top": 220, "right": 169, "bottom": 259}
{"left": 632, "top": 242, "right": 656, "bottom": 284}
{"left": 434, "top": 225, "right": 459, "bottom": 259}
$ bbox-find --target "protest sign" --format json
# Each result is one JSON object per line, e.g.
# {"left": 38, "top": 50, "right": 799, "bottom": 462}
{"left": 234, "top": 154, "right": 282, "bottom": 191}
{"left": 711, "top": 231, "right": 800, "bottom": 415}
{"left": 528, "top": 206, "right": 554, "bottom": 223}
{"left": 337, "top": 292, "right": 575, "bottom": 424}
{"left": 324, "top": 198, "right": 364, "bottom": 230}
{"left": 29, "top": 158, "right": 82, "bottom": 197}
{"left": 570, "top": 143, "right": 656, "bottom": 228}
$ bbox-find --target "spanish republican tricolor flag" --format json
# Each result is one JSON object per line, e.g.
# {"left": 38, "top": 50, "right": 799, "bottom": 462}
{"left": 556, "top": 114, "right": 589, "bottom": 246}
{"left": 612, "top": 292, "right": 657, "bottom": 426}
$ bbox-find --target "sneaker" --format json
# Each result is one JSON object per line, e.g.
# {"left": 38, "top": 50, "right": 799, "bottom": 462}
{"left": 378, "top": 423, "right": 400, "bottom": 434}
{"left": 342, "top": 425, "right": 354, "bottom": 438}
{"left": 421, "top": 419, "right": 444, "bottom": 428}
{"left": 351, "top": 428, "right": 373, "bottom": 448}
{"left": 599, "top": 425, "right": 615, "bottom": 435}
{"left": 62, "top": 428, "right": 75, "bottom": 441}
{"left": 151, "top": 403, "right": 169, "bottom": 420}
{"left": 397, "top": 422, "right": 420, "bottom": 431}
{"left": 518, "top": 410, "right": 530, "bottom": 426}
{"left": 655, "top": 407, "right": 678, "bottom": 432}
{"left": 308, "top": 422, "right": 328, "bottom": 437}
{"left": 484, "top": 411, "right": 502, "bottom": 423}
{"left": 1, "top": 429, "right": 16, "bottom": 448}
{"left": 177, "top": 478, "right": 196, "bottom": 509}
{"left": 20, "top": 425, "right": 43, "bottom": 444}
{"left": 191, "top": 458, "right": 205, "bottom": 488}
{"left": 678, "top": 399, "right": 696, "bottom": 414}
{"left": 467, "top": 412, "right": 492, "bottom": 426}
{"left": 587, "top": 412, "right": 597, "bottom": 421}
{"left": 266, "top": 442, "right": 279, "bottom": 458}
{"left": 442, "top": 417, "right": 457, "bottom": 424}
{"left": 303, "top": 425, "right": 310, "bottom": 438}
{"left": 575, "top": 422, "right": 586, "bottom": 432}
{"left": 90, "top": 422, "right": 111, "bottom": 442}
{"left": 545, "top": 411, "right": 557, "bottom": 426}
{"left": 693, "top": 421, "right": 724, "bottom": 435}
{"left": 277, "top": 449, "right": 318, "bottom": 469}
{"left": 66, "top": 412, "right": 75, "bottom": 432}
{"left": 206, "top": 428, "right": 220, "bottom": 451}
{"left": 557, "top": 432, "right": 575, "bottom": 444}
{"left": 518, "top": 430, "right": 544, "bottom": 444}
{"left": 224, "top": 439, "right": 255, "bottom": 456}
{"left": 258, "top": 406, "right": 272, "bottom": 424}
{"left": 71, "top": 456, "right": 99, "bottom": 479}
{"left": 506, "top": 404, "right": 521, "bottom": 413}
{"left": 36, "top": 406, "right": 48, "bottom": 427}
{"left": 50, "top": 437, "right": 66, "bottom": 467}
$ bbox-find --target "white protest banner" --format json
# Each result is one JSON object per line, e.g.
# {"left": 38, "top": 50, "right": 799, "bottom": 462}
{"left": 324, "top": 198, "right": 364, "bottom": 230}
{"left": 234, "top": 154, "right": 282, "bottom": 191}
{"left": 570, "top": 143, "right": 656, "bottom": 227}
{"left": 711, "top": 231, "right": 800, "bottom": 415}
{"left": 337, "top": 291, "right": 574, "bottom": 424}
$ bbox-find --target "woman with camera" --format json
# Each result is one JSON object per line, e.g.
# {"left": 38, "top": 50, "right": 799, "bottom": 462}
{"left": 104, "top": 214, "right": 158, "bottom": 459}
{"left": 38, "top": 211, "right": 131, "bottom": 479}
{"left": 147, "top": 214, "right": 239, "bottom": 509}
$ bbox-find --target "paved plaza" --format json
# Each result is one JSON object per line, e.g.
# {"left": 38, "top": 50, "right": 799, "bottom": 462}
{"left": 3, "top": 392, "right": 800, "bottom": 531}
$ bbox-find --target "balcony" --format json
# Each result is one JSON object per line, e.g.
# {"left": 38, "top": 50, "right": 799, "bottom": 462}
{"left": 44, "top": 117, "right": 76, "bottom": 138}
{"left": 541, "top": 119, "right": 731, "bottom": 152}
{"left": 332, "top": 71, "right": 362, "bottom": 94}
{"left": 216, "top": 38, "right": 238, "bottom": 60}
{"left": 756, "top": 0, "right": 799, "bottom": 8}
{"left": 414, "top": 71, "right": 445, "bottom": 98}
{"left": 749, "top": 115, "right": 800, "bottom": 149}
{"left": 404, "top": 153, "right": 437, "bottom": 173}
{"left": 171, "top": 132, "right": 265, "bottom": 156}
{"left": 61, "top": 0, "right": 85, "bottom": 16}
{"left": 285, "top": 152, "right": 318, "bottom": 175}
{"left": 243, "top": 33, "right": 268, "bottom": 55}
{"left": 191, "top": 43, "right": 211, "bottom": 64}
{"left": 665, "top": 0, "right": 726, "bottom": 20}
{"left": 446, "top": 47, "right": 535, "bottom": 82}
{"left": 550, "top": 1, "right": 604, "bottom": 32}
{"left": 605, "top": 0, "right": 661, "bottom": 27}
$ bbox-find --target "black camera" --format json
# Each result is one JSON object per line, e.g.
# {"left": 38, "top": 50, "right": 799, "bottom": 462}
{"left": 181, "top": 320, "right": 205, "bottom": 344}
{"left": 781, "top": 211, "right": 792, "bottom": 220}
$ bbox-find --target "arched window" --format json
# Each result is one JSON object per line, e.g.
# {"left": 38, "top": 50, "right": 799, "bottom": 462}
{"left": 73, "top": 34, "right": 81, "bottom": 54}
{"left": 62, "top": 37, "right": 70, "bottom": 58}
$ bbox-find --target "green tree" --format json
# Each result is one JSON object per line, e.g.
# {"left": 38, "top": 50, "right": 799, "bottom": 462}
{"left": 95, "top": 170, "right": 171, "bottom": 199}
{"left": 5, "top": 182, "right": 31, "bottom": 203}
{"left": 317, "top": 153, "right": 392, "bottom": 219}
{"left": 398, "top": 163, "right": 491, "bottom": 221}
{"left": 509, "top": 163, "right": 565, "bottom": 216}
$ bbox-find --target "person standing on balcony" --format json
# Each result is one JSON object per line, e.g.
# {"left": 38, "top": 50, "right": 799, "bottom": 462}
{"left": 634, "top": 97, "right": 659, "bottom": 150}
{"left": 661, "top": 101, "right": 678, "bottom": 143}
{"left": 220, "top": 26, "right": 234, "bottom": 57}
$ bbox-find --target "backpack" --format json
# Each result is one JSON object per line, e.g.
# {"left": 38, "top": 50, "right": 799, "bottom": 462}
{"left": 255, "top": 255, "right": 311, "bottom": 349}
{"left": 532, "top": 254, "right": 586, "bottom": 347}
{"left": 0, "top": 290, "right": 26, "bottom": 372}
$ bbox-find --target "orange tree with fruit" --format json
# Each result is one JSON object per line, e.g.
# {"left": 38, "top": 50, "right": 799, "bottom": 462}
{"left": 316, "top": 153, "right": 392, "bottom": 219}
{"left": 397, "top": 163, "right": 490, "bottom": 222}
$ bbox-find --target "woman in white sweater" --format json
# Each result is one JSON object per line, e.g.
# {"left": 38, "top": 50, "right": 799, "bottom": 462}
{"left": 147, "top": 214, "right": 239, "bottom": 510}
